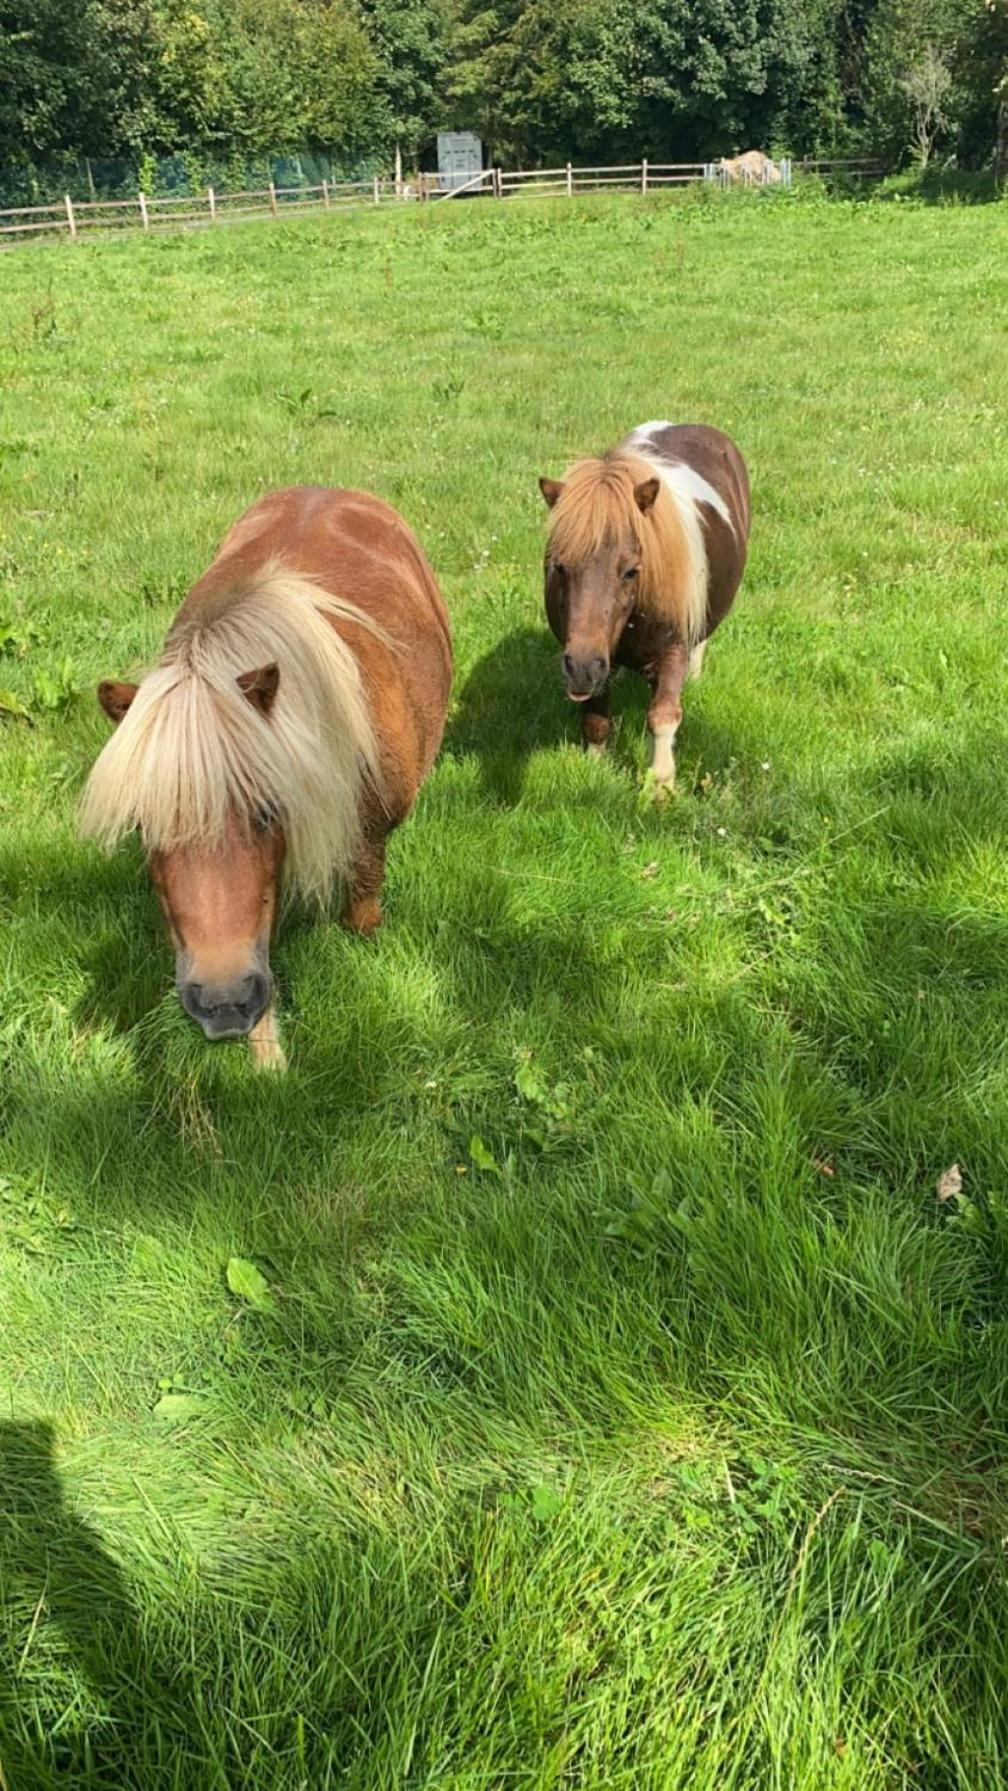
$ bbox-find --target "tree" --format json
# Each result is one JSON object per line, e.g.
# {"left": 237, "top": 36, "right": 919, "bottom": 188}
{"left": 0, "top": 0, "right": 107, "bottom": 161}
{"left": 88, "top": 0, "right": 233, "bottom": 158}
{"left": 447, "top": 0, "right": 855, "bottom": 165}
{"left": 953, "top": 0, "right": 1008, "bottom": 168}
{"left": 901, "top": 42, "right": 952, "bottom": 163}
{"left": 221, "top": 0, "right": 384, "bottom": 158}
{"left": 861, "top": 0, "right": 966, "bottom": 164}
{"left": 2, "top": 0, "right": 1005, "bottom": 185}
{"left": 356, "top": 0, "right": 452, "bottom": 161}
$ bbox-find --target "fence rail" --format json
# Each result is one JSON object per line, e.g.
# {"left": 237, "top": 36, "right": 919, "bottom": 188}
{"left": 797, "top": 157, "right": 886, "bottom": 175}
{"left": 0, "top": 156, "right": 883, "bottom": 247}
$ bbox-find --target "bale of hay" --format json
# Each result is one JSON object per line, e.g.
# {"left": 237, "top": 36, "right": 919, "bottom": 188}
{"left": 720, "top": 150, "right": 782, "bottom": 185}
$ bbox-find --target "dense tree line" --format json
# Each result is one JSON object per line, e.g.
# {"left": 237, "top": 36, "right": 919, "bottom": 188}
{"left": 1, "top": 0, "right": 1005, "bottom": 189}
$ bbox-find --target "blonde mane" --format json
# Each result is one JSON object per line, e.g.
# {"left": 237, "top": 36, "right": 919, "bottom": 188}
{"left": 80, "top": 562, "right": 385, "bottom": 904}
{"left": 547, "top": 450, "right": 706, "bottom": 645}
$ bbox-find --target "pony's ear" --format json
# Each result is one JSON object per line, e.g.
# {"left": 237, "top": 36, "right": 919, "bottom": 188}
{"left": 237, "top": 662, "right": 280, "bottom": 716}
{"left": 634, "top": 477, "right": 660, "bottom": 514}
{"left": 539, "top": 477, "right": 565, "bottom": 509}
{"left": 97, "top": 680, "right": 138, "bottom": 726}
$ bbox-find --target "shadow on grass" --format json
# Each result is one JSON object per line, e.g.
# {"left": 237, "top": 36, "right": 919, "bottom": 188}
{"left": 0, "top": 1422, "right": 202, "bottom": 1788}
{"left": 7, "top": 713, "right": 1008, "bottom": 1053}
{"left": 447, "top": 623, "right": 714, "bottom": 801}
{"left": 798, "top": 168, "right": 1003, "bottom": 206}
{"left": 0, "top": 832, "right": 396, "bottom": 1050}
{"left": 875, "top": 167, "right": 1005, "bottom": 206}
{"left": 446, "top": 625, "right": 568, "bottom": 804}
{"left": 0, "top": 627, "right": 771, "bottom": 1057}
{"left": 6, "top": 712, "right": 1008, "bottom": 1234}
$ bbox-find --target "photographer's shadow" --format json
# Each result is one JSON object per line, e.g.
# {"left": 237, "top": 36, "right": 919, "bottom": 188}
{"left": 0, "top": 1421, "right": 198, "bottom": 1785}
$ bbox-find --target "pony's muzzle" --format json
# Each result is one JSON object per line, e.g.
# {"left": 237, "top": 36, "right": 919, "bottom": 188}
{"left": 563, "top": 650, "right": 608, "bottom": 700}
{"left": 178, "top": 970, "right": 272, "bottom": 1040}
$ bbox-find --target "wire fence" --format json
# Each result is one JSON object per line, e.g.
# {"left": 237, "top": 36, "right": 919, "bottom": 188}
{"left": 0, "top": 157, "right": 886, "bottom": 249}
{"left": 0, "top": 150, "right": 377, "bottom": 210}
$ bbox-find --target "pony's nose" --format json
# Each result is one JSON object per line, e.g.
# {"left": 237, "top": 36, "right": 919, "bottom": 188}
{"left": 563, "top": 651, "right": 608, "bottom": 697}
{"left": 179, "top": 971, "right": 271, "bottom": 1040}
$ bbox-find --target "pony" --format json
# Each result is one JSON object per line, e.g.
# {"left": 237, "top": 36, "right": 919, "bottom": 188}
{"left": 539, "top": 422, "right": 750, "bottom": 791}
{"left": 80, "top": 486, "right": 452, "bottom": 1067}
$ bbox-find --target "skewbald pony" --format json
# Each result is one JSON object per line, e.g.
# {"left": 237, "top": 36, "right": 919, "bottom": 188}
{"left": 79, "top": 562, "right": 384, "bottom": 905}
{"left": 545, "top": 450, "right": 707, "bottom": 647}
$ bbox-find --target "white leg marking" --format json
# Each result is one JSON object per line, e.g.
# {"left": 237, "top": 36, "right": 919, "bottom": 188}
{"left": 650, "top": 723, "right": 679, "bottom": 790}
{"left": 248, "top": 1003, "right": 287, "bottom": 1073}
{"left": 688, "top": 640, "right": 706, "bottom": 681}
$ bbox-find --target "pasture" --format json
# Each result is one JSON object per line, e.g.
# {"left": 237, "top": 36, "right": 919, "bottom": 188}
{"left": 2, "top": 187, "right": 1008, "bottom": 1788}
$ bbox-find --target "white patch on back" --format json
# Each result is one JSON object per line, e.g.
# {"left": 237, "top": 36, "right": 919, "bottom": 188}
{"left": 621, "top": 422, "right": 737, "bottom": 647}
{"left": 625, "top": 424, "right": 735, "bottom": 533}
{"left": 654, "top": 460, "right": 735, "bottom": 533}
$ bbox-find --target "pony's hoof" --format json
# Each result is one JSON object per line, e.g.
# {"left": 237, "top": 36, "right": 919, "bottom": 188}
{"left": 585, "top": 741, "right": 607, "bottom": 760}
{"left": 248, "top": 1005, "right": 287, "bottom": 1071}
{"left": 643, "top": 768, "right": 676, "bottom": 803}
{"left": 345, "top": 897, "right": 382, "bottom": 935}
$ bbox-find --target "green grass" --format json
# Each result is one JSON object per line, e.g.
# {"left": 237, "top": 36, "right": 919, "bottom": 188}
{"left": 2, "top": 185, "right": 1008, "bottom": 1788}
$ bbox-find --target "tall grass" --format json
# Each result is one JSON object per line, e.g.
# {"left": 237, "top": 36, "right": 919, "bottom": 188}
{"left": 1, "top": 188, "right": 1008, "bottom": 1787}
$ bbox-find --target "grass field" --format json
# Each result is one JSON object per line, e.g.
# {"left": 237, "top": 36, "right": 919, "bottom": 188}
{"left": 2, "top": 185, "right": 1008, "bottom": 1788}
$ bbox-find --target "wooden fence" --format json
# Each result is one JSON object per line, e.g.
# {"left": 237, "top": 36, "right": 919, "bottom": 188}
{"left": 0, "top": 176, "right": 390, "bottom": 243}
{"left": 797, "top": 157, "right": 886, "bottom": 177}
{"left": 0, "top": 156, "right": 884, "bottom": 248}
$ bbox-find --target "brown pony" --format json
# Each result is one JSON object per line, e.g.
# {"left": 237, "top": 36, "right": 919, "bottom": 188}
{"left": 540, "top": 421, "right": 750, "bottom": 791}
{"left": 81, "top": 486, "right": 452, "bottom": 1067}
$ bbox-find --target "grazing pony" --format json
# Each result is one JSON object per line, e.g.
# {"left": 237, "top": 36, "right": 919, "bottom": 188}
{"left": 81, "top": 487, "right": 452, "bottom": 1066}
{"left": 540, "top": 422, "right": 750, "bottom": 791}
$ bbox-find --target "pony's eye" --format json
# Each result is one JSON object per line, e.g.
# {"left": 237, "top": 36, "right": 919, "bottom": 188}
{"left": 623, "top": 565, "right": 640, "bottom": 582}
{"left": 553, "top": 561, "right": 566, "bottom": 579}
{"left": 254, "top": 803, "right": 277, "bottom": 832}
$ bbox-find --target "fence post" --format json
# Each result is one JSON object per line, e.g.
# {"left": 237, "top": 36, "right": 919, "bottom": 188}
{"left": 566, "top": 162, "right": 573, "bottom": 197}
{"left": 780, "top": 157, "right": 792, "bottom": 188}
{"left": 322, "top": 179, "right": 330, "bottom": 209}
{"left": 268, "top": 180, "right": 278, "bottom": 217}
{"left": 64, "top": 194, "right": 77, "bottom": 239}
{"left": 207, "top": 185, "right": 216, "bottom": 221}
{"left": 373, "top": 174, "right": 380, "bottom": 204}
{"left": 138, "top": 191, "right": 149, "bottom": 230}
{"left": 641, "top": 158, "right": 648, "bottom": 195}
{"left": 495, "top": 166, "right": 503, "bottom": 198}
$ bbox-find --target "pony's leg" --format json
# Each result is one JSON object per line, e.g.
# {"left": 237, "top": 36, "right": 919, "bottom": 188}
{"left": 688, "top": 639, "right": 707, "bottom": 681}
{"left": 582, "top": 689, "right": 611, "bottom": 757}
{"left": 344, "top": 834, "right": 387, "bottom": 935}
{"left": 646, "top": 642, "right": 689, "bottom": 793}
{"left": 248, "top": 1002, "right": 287, "bottom": 1073}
